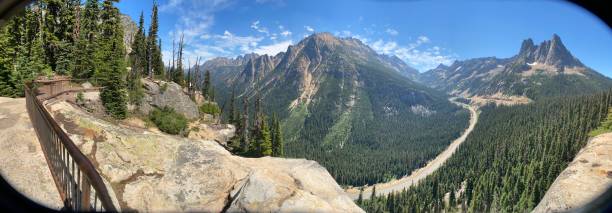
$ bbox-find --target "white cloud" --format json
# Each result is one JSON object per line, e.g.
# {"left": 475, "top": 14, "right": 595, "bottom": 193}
{"left": 305, "top": 25, "right": 314, "bottom": 32}
{"left": 333, "top": 30, "right": 369, "bottom": 44}
{"left": 385, "top": 28, "right": 398, "bottom": 36}
{"left": 369, "top": 36, "right": 456, "bottom": 71}
{"left": 213, "top": 30, "right": 262, "bottom": 52}
{"left": 417, "top": 36, "right": 430, "bottom": 44}
{"left": 280, "top": 30, "right": 292, "bottom": 37}
{"left": 371, "top": 40, "right": 398, "bottom": 55}
{"left": 161, "top": 0, "right": 231, "bottom": 42}
{"left": 254, "top": 40, "right": 293, "bottom": 56}
{"left": 251, "top": 20, "right": 269, "bottom": 35}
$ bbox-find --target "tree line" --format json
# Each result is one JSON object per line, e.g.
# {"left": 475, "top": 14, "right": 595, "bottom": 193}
{"left": 225, "top": 89, "right": 284, "bottom": 158}
{"left": 0, "top": 0, "right": 164, "bottom": 120}
{"left": 358, "top": 91, "right": 612, "bottom": 212}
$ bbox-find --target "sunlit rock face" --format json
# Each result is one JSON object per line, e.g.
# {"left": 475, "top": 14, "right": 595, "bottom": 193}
{"left": 533, "top": 133, "right": 612, "bottom": 213}
{"left": 140, "top": 79, "right": 200, "bottom": 120}
{"left": 48, "top": 100, "right": 363, "bottom": 212}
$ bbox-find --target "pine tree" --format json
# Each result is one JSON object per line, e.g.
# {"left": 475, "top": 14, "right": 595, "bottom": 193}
{"left": 129, "top": 12, "right": 147, "bottom": 75}
{"left": 127, "top": 11, "right": 146, "bottom": 105}
{"left": 271, "top": 113, "right": 284, "bottom": 157}
{"left": 202, "top": 69, "right": 212, "bottom": 100}
{"left": 371, "top": 186, "right": 377, "bottom": 200}
{"left": 147, "top": 0, "right": 163, "bottom": 78}
{"left": 257, "top": 116, "right": 273, "bottom": 156}
{"left": 98, "top": 0, "right": 127, "bottom": 119}
{"left": 240, "top": 95, "right": 250, "bottom": 153}
{"left": 357, "top": 188, "right": 364, "bottom": 205}
{"left": 228, "top": 87, "right": 236, "bottom": 124}
{"left": 173, "top": 33, "right": 184, "bottom": 85}
{"left": 77, "top": 0, "right": 101, "bottom": 79}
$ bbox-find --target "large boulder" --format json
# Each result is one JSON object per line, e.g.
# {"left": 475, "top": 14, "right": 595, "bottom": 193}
{"left": 47, "top": 101, "right": 363, "bottom": 212}
{"left": 140, "top": 79, "right": 200, "bottom": 120}
{"left": 188, "top": 123, "right": 235, "bottom": 147}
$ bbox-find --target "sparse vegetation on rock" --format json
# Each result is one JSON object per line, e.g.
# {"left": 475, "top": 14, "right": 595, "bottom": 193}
{"left": 149, "top": 106, "right": 188, "bottom": 135}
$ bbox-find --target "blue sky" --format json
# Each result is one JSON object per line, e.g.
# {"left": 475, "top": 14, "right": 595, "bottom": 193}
{"left": 117, "top": 0, "right": 612, "bottom": 76}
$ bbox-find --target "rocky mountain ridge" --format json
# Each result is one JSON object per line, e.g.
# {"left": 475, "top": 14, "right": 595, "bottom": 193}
{"left": 200, "top": 32, "right": 469, "bottom": 186}
{"left": 418, "top": 34, "right": 612, "bottom": 101}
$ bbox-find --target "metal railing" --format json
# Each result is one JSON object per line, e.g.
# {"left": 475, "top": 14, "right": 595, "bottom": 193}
{"left": 25, "top": 79, "right": 116, "bottom": 212}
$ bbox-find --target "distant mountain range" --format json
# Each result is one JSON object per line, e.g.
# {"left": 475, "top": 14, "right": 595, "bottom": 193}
{"left": 419, "top": 34, "right": 612, "bottom": 101}
{"left": 201, "top": 33, "right": 469, "bottom": 186}
{"left": 197, "top": 32, "right": 611, "bottom": 185}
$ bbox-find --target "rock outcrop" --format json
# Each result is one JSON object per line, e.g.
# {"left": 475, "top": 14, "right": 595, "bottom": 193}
{"left": 188, "top": 123, "right": 236, "bottom": 147}
{"left": 139, "top": 79, "right": 200, "bottom": 120}
{"left": 47, "top": 100, "right": 362, "bottom": 212}
{"left": 533, "top": 132, "right": 612, "bottom": 213}
{"left": 0, "top": 98, "right": 62, "bottom": 209}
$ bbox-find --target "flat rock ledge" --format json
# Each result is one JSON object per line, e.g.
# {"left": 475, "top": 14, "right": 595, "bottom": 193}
{"left": 533, "top": 132, "right": 612, "bottom": 213}
{"left": 0, "top": 98, "right": 62, "bottom": 210}
{"left": 47, "top": 100, "right": 363, "bottom": 212}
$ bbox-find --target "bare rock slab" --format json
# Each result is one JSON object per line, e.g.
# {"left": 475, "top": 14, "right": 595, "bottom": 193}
{"left": 47, "top": 100, "right": 363, "bottom": 212}
{"left": 0, "top": 98, "right": 62, "bottom": 210}
{"left": 533, "top": 132, "right": 612, "bottom": 213}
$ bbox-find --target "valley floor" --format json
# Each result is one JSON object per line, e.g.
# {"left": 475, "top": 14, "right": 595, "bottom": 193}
{"left": 345, "top": 98, "right": 479, "bottom": 200}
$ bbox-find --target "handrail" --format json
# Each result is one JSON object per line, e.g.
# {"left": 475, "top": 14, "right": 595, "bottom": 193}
{"left": 25, "top": 79, "right": 117, "bottom": 212}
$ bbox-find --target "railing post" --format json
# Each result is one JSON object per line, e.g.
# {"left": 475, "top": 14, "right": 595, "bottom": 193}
{"left": 81, "top": 177, "right": 91, "bottom": 211}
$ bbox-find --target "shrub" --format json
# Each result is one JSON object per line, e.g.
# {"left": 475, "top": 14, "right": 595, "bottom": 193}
{"left": 76, "top": 92, "right": 85, "bottom": 106}
{"left": 160, "top": 82, "right": 168, "bottom": 93}
{"left": 199, "top": 102, "right": 221, "bottom": 116}
{"left": 149, "top": 106, "right": 188, "bottom": 135}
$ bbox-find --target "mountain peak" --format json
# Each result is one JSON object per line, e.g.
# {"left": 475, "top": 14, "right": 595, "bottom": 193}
{"left": 514, "top": 34, "right": 582, "bottom": 68}
{"left": 539, "top": 34, "right": 582, "bottom": 67}
{"left": 519, "top": 38, "right": 535, "bottom": 54}
{"left": 551, "top": 33, "right": 561, "bottom": 43}
{"left": 304, "top": 32, "right": 339, "bottom": 43}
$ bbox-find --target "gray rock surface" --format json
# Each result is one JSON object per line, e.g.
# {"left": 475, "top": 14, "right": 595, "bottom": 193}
{"left": 140, "top": 79, "right": 200, "bottom": 120}
{"left": 0, "top": 98, "right": 62, "bottom": 210}
{"left": 188, "top": 123, "right": 236, "bottom": 146}
{"left": 47, "top": 100, "right": 363, "bottom": 212}
{"left": 533, "top": 133, "right": 612, "bottom": 213}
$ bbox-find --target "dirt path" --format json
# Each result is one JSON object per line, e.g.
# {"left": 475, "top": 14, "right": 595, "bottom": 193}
{"left": 345, "top": 98, "right": 479, "bottom": 200}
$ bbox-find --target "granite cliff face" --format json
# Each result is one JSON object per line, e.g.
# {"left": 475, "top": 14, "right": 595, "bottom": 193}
{"left": 47, "top": 99, "right": 362, "bottom": 212}
{"left": 120, "top": 14, "right": 137, "bottom": 55}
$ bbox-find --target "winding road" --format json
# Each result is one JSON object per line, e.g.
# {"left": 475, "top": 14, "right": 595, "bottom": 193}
{"left": 345, "top": 98, "right": 479, "bottom": 200}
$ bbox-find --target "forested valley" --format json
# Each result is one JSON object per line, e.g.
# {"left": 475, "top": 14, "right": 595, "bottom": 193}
{"left": 358, "top": 91, "right": 612, "bottom": 212}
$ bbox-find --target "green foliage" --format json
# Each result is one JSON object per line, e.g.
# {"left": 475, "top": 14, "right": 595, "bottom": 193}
{"left": 359, "top": 91, "right": 612, "bottom": 212}
{"left": 76, "top": 91, "right": 85, "bottom": 106}
{"left": 202, "top": 70, "right": 213, "bottom": 100}
{"left": 149, "top": 106, "right": 188, "bottom": 135}
{"left": 199, "top": 102, "right": 221, "bottom": 116}
{"left": 253, "top": 117, "right": 273, "bottom": 157}
{"left": 98, "top": 0, "right": 128, "bottom": 119}
{"left": 588, "top": 107, "right": 612, "bottom": 136}
{"left": 281, "top": 59, "right": 469, "bottom": 186}
{"left": 147, "top": 1, "right": 164, "bottom": 78}
{"left": 160, "top": 82, "right": 168, "bottom": 93}
{"left": 127, "top": 12, "right": 147, "bottom": 107}
{"left": 271, "top": 113, "right": 284, "bottom": 157}
{"left": 0, "top": 6, "right": 51, "bottom": 97}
